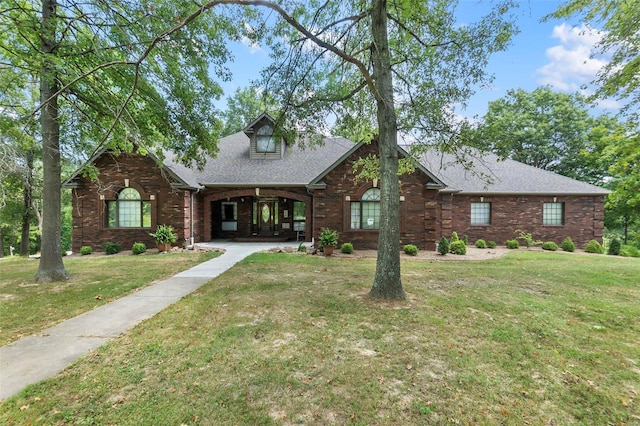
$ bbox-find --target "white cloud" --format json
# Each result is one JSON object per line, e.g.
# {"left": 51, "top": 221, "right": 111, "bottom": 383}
{"left": 240, "top": 22, "right": 263, "bottom": 54}
{"left": 536, "top": 23, "right": 608, "bottom": 92}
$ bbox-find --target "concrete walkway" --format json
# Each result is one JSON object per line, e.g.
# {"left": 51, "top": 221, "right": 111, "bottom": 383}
{"left": 0, "top": 241, "right": 301, "bottom": 401}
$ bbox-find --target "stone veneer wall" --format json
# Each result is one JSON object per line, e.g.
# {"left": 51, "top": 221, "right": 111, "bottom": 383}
{"left": 70, "top": 152, "right": 190, "bottom": 252}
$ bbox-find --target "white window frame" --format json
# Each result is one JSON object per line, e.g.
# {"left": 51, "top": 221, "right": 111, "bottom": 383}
{"left": 470, "top": 202, "right": 491, "bottom": 225}
{"left": 543, "top": 202, "right": 564, "bottom": 226}
{"left": 350, "top": 188, "right": 381, "bottom": 230}
{"left": 256, "top": 125, "right": 276, "bottom": 153}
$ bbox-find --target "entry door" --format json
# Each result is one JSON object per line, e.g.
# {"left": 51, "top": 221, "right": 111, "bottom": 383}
{"left": 258, "top": 201, "right": 274, "bottom": 234}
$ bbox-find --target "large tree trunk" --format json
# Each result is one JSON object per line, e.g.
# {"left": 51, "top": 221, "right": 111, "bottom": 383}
{"left": 20, "top": 148, "right": 34, "bottom": 256}
{"left": 368, "top": 0, "right": 405, "bottom": 300}
{"left": 35, "top": 0, "right": 69, "bottom": 283}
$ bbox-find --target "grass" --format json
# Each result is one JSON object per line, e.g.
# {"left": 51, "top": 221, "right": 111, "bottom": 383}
{"left": 1, "top": 251, "right": 639, "bottom": 425}
{"left": 0, "top": 250, "right": 220, "bottom": 345}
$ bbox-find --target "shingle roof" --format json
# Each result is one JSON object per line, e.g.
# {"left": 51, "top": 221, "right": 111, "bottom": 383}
{"left": 71, "top": 130, "right": 608, "bottom": 197}
{"left": 415, "top": 149, "right": 610, "bottom": 195}
{"left": 163, "top": 131, "right": 355, "bottom": 187}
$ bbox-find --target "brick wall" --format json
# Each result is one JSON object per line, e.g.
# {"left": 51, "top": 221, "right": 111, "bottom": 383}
{"left": 315, "top": 142, "right": 440, "bottom": 250}
{"left": 447, "top": 194, "right": 605, "bottom": 247}
{"left": 70, "top": 151, "right": 190, "bottom": 252}
{"left": 70, "top": 148, "right": 607, "bottom": 253}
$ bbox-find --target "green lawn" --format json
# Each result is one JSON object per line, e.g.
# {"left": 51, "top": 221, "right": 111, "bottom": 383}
{"left": 0, "top": 250, "right": 220, "bottom": 345}
{"left": 1, "top": 251, "right": 639, "bottom": 425}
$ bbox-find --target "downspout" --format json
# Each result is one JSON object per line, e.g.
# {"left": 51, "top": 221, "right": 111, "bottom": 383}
{"left": 307, "top": 186, "right": 315, "bottom": 247}
{"left": 189, "top": 187, "right": 201, "bottom": 247}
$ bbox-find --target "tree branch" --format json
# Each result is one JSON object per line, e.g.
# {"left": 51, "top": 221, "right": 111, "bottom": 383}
{"left": 291, "top": 79, "right": 368, "bottom": 108}
{"left": 387, "top": 12, "right": 460, "bottom": 50}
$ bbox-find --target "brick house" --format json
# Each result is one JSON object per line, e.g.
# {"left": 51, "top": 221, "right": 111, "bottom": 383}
{"left": 64, "top": 113, "right": 609, "bottom": 252}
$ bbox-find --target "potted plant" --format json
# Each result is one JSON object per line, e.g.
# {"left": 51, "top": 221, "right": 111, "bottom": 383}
{"left": 150, "top": 224, "right": 177, "bottom": 252}
{"left": 319, "top": 227, "right": 338, "bottom": 256}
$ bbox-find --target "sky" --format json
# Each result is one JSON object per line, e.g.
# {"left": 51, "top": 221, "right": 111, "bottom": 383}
{"left": 216, "top": 0, "right": 617, "bottom": 120}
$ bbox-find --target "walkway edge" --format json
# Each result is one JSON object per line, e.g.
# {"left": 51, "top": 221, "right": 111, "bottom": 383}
{"left": 0, "top": 242, "right": 299, "bottom": 400}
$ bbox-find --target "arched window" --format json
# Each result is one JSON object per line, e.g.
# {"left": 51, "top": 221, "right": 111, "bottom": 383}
{"left": 107, "top": 188, "right": 151, "bottom": 228}
{"left": 350, "top": 188, "right": 381, "bottom": 230}
{"left": 256, "top": 124, "right": 276, "bottom": 153}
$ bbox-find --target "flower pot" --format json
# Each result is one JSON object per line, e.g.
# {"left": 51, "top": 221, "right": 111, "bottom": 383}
{"left": 323, "top": 245, "right": 334, "bottom": 256}
{"left": 157, "top": 242, "right": 172, "bottom": 252}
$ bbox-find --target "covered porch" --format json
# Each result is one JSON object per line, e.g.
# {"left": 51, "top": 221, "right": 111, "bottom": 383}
{"left": 202, "top": 188, "right": 312, "bottom": 243}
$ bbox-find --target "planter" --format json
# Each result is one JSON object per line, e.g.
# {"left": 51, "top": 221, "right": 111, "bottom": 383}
{"left": 150, "top": 225, "right": 178, "bottom": 253}
{"left": 323, "top": 245, "right": 334, "bottom": 256}
{"left": 157, "top": 242, "right": 172, "bottom": 252}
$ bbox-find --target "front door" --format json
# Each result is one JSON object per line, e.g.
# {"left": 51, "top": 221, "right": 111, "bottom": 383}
{"left": 258, "top": 200, "right": 275, "bottom": 234}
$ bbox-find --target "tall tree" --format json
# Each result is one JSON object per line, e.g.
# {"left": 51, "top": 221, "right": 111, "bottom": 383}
{"left": 1, "top": 0, "right": 249, "bottom": 281}
{"left": 221, "top": 87, "right": 279, "bottom": 135}
{"left": 472, "top": 87, "right": 621, "bottom": 182}
{"left": 177, "top": 0, "right": 516, "bottom": 299}
{"left": 0, "top": 60, "right": 40, "bottom": 256}
{"left": 550, "top": 1, "right": 640, "bottom": 244}
{"left": 549, "top": 1, "right": 640, "bottom": 118}
{"left": 603, "top": 129, "right": 640, "bottom": 244}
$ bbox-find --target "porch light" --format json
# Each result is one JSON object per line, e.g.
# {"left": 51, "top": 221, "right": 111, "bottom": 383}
{"left": 345, "top": 195, "right": 350, "bottom": 201}
{"left": 255, "top": 188, "right": 260, "bottom": 196}
{"left": 241, "top": 198, "right": 244, "bottom": 203}
{"left": 553, "top": 197, "right": 557, "bottom": 202}
{"left": 400, "top": 195, "right": 405, "bottom": 202}
{"left": 373, "top": 178, "right": 378, "bottom": 187}
{"left": 124, "top": 178, "right": 129, "bottom": 187}
{"left": 480, "top": 196, "right": 484, "bottom": 202}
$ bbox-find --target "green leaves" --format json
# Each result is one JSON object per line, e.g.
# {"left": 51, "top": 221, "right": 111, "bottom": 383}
{"left": 473, "top": 87, "right": 620, "bottom": 181}
{"left": 1, "top": 0, "right": 254, "bottom": 165}
{"left": 258, "top": 0, "right": 518, "bottom": 149}
{"left": 549, "top": 0, "right": 640, "bottom": 117}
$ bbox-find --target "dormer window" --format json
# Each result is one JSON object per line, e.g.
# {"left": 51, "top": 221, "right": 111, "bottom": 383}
{"left": 256, "top": 125, "right": 276, "bottom": 153}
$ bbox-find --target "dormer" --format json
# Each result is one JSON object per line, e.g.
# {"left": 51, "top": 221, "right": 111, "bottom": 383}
{"left": 243, "top": 112, "right": 285, "bottom": 160}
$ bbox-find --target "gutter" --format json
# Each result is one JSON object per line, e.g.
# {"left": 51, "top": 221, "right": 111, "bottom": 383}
{"left": 199, "top": 182, "right": 309, "bottom": 188}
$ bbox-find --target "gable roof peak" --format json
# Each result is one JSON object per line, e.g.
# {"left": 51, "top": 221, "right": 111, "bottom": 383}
{"left": 243, "top": 112, "right": 275, "bottom": 136}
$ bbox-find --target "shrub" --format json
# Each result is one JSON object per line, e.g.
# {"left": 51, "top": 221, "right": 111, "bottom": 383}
{"left": 150, "top": 224, "right": 177, "bottom": 244}
{"left": 584, "top": 240, "right": 604, "bottom": 254}
{"left": 450, "top": 240, "right": 467, "bottom": 255}
{"left": 341, "top": 242, "right": 354, "bottom": 254}
{"left": 561, "top": 237, "right": 575, "bottom": 252}
{"left": 462, "top": 234, "right": 469, "bottom": 245}
{"left": 403, "top": 244, "right": 419, "bottom": 256}
{"left": 450, "top": 231, "right": 459, "bottom": 242}
{"left": 505, "top": 239, "right": 519, "bottom": 249}
{"left": 487, "top": 240, "right": 497, "bottom": 249}
{"left": 541, "top": 241, "right": 558, "bottom": 251}
{"left": 620, "top": 244, "right": 640, "bottom": 257}
{"left": 607, "top": 237, "right": 621, "bottom": 255}
{"left": 319, "top": 227, "right": 338, "bottom": 249}
{"left": 516, "top": 230, "right": 541, "bottom": 248}
{"left": 437, "top": 237, "right": 450, "bottom": 255}
{"left": 80, "top": 246, "right": 93, "bottom": 256}
{"left": 132, "top": 242, "right": 147, "bottom": 255}
{"left": 104, "top": 241, "right": 122, "bottom": 255}
{"left": 297, "top": 243, "right": 307, "bottom": 253}
{"left": 475, "top": 239, "right": 487, "bottom": 249}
